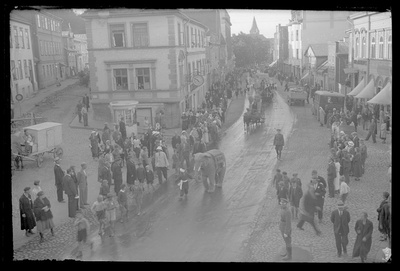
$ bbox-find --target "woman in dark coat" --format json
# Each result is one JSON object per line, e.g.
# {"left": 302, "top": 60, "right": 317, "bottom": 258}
{"left": 352, "top": 212, "right": 373, "bottom": 263}
{"left": 377, "top": 192, "right": 390, "bottom": 241}
{"left": 352, "top": 147, "right": 362, "bottom": 181}
{"left": 33, "top": 191, "right": 55, "bottom": 243}
{"left": 342, "top": 152, "right": 352, "bottom": 184}
{"left": 90, "top": 131, "right": 100, "bottom": 159}
{"left": 126, "top": 155, "right": 137, "bottom": 188}
{"left": 19, "top": 187, "right": 36, "bottom": 237}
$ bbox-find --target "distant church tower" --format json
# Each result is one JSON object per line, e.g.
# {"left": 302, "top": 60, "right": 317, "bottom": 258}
{"left": 250, "top": 17, "right": 260, "bottom": 35}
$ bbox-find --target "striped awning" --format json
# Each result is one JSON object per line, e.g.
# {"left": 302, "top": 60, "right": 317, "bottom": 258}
{"left": 367, "top": 82, "right": 391, "bottom": 105}
{"left": 355, "top": 79, "right": 375, "bottom": 99}
{"left": 347, "top": 78, "right": 365, "bottom": 96}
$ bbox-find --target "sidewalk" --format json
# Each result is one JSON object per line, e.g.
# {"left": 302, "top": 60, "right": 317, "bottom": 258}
{"left": 13, "top": 78, "right": 80, "bottom": 118}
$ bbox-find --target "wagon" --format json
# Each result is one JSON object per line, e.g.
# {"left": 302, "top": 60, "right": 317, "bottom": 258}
{"left": 287, "top": 87, "right": 307, "bottom": 106}
{"left": 11, "top": 122, "right": 63, "bottom": 168}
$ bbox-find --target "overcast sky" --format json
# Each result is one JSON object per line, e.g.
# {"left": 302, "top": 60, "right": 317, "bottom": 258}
{"left": 227, "top": 9, "right": 291, "bottom": 38}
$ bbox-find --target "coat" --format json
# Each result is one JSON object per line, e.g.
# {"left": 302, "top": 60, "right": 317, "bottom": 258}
{"left": 119, "top": 121, "right": 127, "bottom": 139}
{"left": 126, "top": 159, "right": 137, "bottom": 185}
{"left": 145, "top": 169, "right": 155, "bottom": 184}
{"left": 300, "top": 188, "right": 318, "bottom": 218}
{"left": 352, "top": 153, "right": 362, "bottom": 178}
{"left": 377, "top": 200, "right": 390, "bottom": 235}
{"left": 171, "top": 135, "right": 181, "bottom": 149}
{"left": 288, "top": 185, "right": 303, "bottom": 208}
{"left": 279, "top": 208, "right": 292, "bottom": 236}
{"left": 19, "top": 193, "right": 36, "bottom": 230}
{"left": 330, "top": 209, "right": 350, "bottom": 235}
{"left": 273, "top": 133, "right": 284, "bottom": 147}
{"left": 155, "top": 151, "right": 169, "bottom": 168}
{"left": 54, "top": 164, "right": 64, "bottom": 187}
{"left": 327, "top": 161, "right": 337, "bottom": 181}
{"left": 77, "top": 169, "right": 88, "bottom": 204}
{"left": 33, "top": 197, "right": 53, "bottom": 222}
{"left": 352, "top": 219, "right": 373, "bottom": 258}
{"left": 137, "top": 167, "right": 146, "bottom": 181}
{"left": 273, "top": 173, "right": 283, "bottom": 191}
{"left": 62, "top": 174, "right": 77, "bottom": 197}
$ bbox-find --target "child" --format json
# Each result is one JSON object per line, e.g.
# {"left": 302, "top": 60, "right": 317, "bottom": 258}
{"left": 339, "top": 176, "right": 350, "bottom": 203}
{"left": 172, "top": 149, "right": 180, "bottom": 176}
{"left": 99, "top": 179, "right": 110, "bottom": 198}
{"left": 74, "top": 210, "right": 93, "bottom": 259}
{"left": 117, "top": 184, "right": 128, "bottom": 223}
{"left": 145, "top": 165, "right": 155, "bottom": 191}
{"left": 132, "top": 179, "right": 144, "bottom": 215}
{"left": 177, "top": 168, "right": 190, "bottom": 200}
{"left": 104, "top": 193, "right": 117, "bottom": 237}
{"left": 91, "top": 195, "right": 106, "bottom": 236}
{"left": 136, "top": 163, "right": 146, "bottom": 191}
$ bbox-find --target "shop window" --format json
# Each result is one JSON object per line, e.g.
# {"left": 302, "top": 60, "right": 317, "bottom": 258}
{"left": 18, "top": 60, "right": 23, "bottom": 79}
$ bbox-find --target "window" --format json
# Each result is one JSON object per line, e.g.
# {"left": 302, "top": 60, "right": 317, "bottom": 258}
{"left": 136, "top": 68, "right": 150, "bottom": 90}
{"left": 191, "top": 27, "right": 194, "bottom": 48}
{"left": 379, "top": 36, "right": 384, "bottom": 58}
{"left": 51, "top": 20, "right": 54, "bottom": 31}
{"left": 18, "top": 60, "right": 23, "bottom": 79}
{"left": 44, "top": 41, "right": 47, "bottom": 55}
{"left": 37, "top": 14, "right": 41, "bottom": 28}
{"left": 46, "top": 65, "right": 49, "bottom": 78}
{"left": 14, "top": 27, "right": 19, "bottom": 48}
{"left": 42, "top": 66, "right": 45, "bottom": 78}
{"left": 296, "top": 30, "right": 298, "bottom": 41}
{"left": 44, "top": 17, "right": 48, "bottom": 29}
{"left": 290, "top": 31, "right": 293, "bottom": 42}
{"left": 371, "top": 37, "right": 376, "bottom": 58}
{"left": 296, "top": 49, "right": 299, "bottom": 59}
{"left": 186, "top": 25, "right": 189, "bottom": 47}
{"left": 25, "top": 29, "right": 30, "bottom": 49}
{"left": 113, "top": 69, "right": 128, "bottom": 90}
{"left": 178, "top": 23, "right": 182, "bottom": 45}
{"left": 132, "top": 23, "right": 149, "bottom": 47}
{"left": 24, "top": 60, "right": 28, "bottom": 78}
{"left": 361, "top": 37, "right": 366, "bottom": 58}
{"left": 387, "top": 35, "right": 392, "bottom": 60}
{"left": 39, "top": 40, "right": 43, "bottom": 55}
{"left": 11, "top": 60, "right": 17, "bottom": 80}
{"left": 195, "top": 29, "right": 198, "bottom": 47}
{"left": 355, "top": 37, "right": 359, "bottom": 58}
{"left": 40, "top": 16, "right": 45, "bottom": 29}
{"left": 28, "top": 60, "right": 33, "bottom": 77}
{"left": 110, "top": 24, "right": 125, "bottom": 48}
{"left": 10, "top": 26, "right": 13, "bottom": 48}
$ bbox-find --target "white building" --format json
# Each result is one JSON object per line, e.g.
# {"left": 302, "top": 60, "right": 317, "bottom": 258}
{"left": 74, "top": 34, "right": 88, "bottom": 71}
{"left": 82, "top": 9, "right": 208, "bottom": 130}
{"left": 10, "top": 11, "right": 38, "bottom": 103}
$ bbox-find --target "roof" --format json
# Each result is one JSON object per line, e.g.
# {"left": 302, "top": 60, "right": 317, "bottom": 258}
{"left": 314, "top": 91, "right": 345, "bottom": 97}
{"left": 367, "top": 82, "right": 391, "bottom": 105}
{"left": 250, "top": 17, "right": 259, "bottom": 35}
{"left": 306, "top": 43, "right": 328, "bottom": 57}
{"left": 25, "top": 122, "right": 62, "bottom": 131}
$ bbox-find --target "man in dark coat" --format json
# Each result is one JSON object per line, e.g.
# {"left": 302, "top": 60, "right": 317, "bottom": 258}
{"left": 297, "top": 182, "right": 321, "bottom": 235}
{"left": 19, "top": 187, "right": 36, "bottom": 236}
{"left": 279, "top": 198, "right": 292, "bottom": 261}
{"left": 54, "top": 157, "right": 65, "bottom": 203}
{"left": 273, "top": 169, "right": 283, "bottom": 193}
{"left": 111, "top": 158, "right": 123, "bottom": 195}
{"left": 377, "top": 192, "right": 390, "bottom": 242}
{"left": 352, "top": 212, "right": 373, "bottom": 263}
{"left": 327, "top": 158, "right": 337, "bottom": 198}
{"left": 119, "top": 118, "right": 127, "bottom": 140}
{"left": 331, "top": 201, "right": 351, "bottom": 257}
{"left": 365, "top": 116, "right": 377, "bottom": 143}
{"left": 62, "top": 167, "right": 78, "bottom": 218}
{"left": 99, "top": 161, "right": 112, "bottom": 187}
{"left": 171, "top": 132, "right": 181, "bottom": 151}
{"left": 312, "top": 170, "right": 327, "bottom": 223}
{"left": 82, "top": 94, "right": 90, "bottom": 110}
{"left": 126, "top": 155, "right": 137, "bottom": 188}
{"left": 273, "top": 129, "right": 284, "bottom": 160}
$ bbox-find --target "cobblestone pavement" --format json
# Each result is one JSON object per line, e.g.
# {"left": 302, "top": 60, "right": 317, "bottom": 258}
{"left": 240, "top": 77, "right": 391, "bottom": 263}
{"left": 12, "top": 86, "right": 246, "bottom": 261}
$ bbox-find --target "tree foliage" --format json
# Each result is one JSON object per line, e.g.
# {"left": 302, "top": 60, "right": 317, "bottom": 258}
{"left": 232, "top": 32, "right": 270, "bottom": 68}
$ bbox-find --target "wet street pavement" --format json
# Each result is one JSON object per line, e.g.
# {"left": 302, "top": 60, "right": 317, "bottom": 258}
{"left": 74, "top": 84, "right": 295, "bottom": 261}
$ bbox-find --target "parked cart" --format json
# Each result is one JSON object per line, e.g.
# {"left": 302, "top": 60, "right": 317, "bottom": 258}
{"left": 287, "top": 87, "right": 307, "bottom": 106}
{"left": 11, "top": 122, "right": 63, "bottom": 168}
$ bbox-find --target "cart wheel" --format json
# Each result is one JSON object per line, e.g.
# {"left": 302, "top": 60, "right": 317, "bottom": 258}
{"left": 55, "top": 147, "right": 63, "bottom": 158}
{"left": 36, "top": 154, "right": 44, "bottom": 167}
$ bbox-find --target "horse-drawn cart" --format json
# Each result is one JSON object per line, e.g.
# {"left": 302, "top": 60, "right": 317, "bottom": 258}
{"left": 11, "top": 122, "right": 63, "bottom": 169}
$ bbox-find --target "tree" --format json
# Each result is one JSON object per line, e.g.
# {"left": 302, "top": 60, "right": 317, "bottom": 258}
{"left": 232, "top": 32, "right": 270, "bottom": 68}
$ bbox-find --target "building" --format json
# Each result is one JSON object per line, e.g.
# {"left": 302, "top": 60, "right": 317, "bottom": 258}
{"left": 249, "top": 17, "right": 260, "bottom": 35}
{"left": 82, "top": 9, "right": 208, "bottom": 131}
{"left": 62, "top": 30, "right": 78, "bottom": 77}
{"left": 10, "top": 11, "right": 38, "bottom": 103}
{"left": 327, "top": 40, "right": 348, "bottom": 92}
{"left": 287, "top": 10, "right": 352, "bottom": 80}
{"left": 346, "top": 11, "right": 392, "bottom": 98}
{"left": 303, "top": 43, "right": 328, "bottom": 88}
{"left": 73, "top": 34, "right": 88, "bottom": 72}
{"left": 274, "top": 24, "right": 289, "bottom": 72}
{"left": 18, "top": 10, "right": 66, "bottom": 89}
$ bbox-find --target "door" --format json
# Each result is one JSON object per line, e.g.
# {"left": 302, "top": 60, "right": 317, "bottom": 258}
{"left": 46, "top": 129, "right": 55, "bottom": 149}
{"left": 136, "top": 108, "right": 152, "bottom": 134}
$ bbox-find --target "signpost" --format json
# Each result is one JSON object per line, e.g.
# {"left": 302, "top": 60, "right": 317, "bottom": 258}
{"left": 15, "top": 94, "right": 23, "bottom": 117}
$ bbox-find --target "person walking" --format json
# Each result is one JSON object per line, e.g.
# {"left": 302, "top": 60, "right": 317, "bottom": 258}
{"left": 327, "top": 157, "right": 337, "bottom": 198}
{"left": 312, "top": 170, "right": 327, "bottom": 223}
{"left": 380, "top": 121, "right": 387, "bottom": 144}
{"left": 155, "top": 146, "right": 169, "bottom": 184}
{"left": 319, "top": 107, "right": 325, "bottom": 127}
{"left": 277, "top": 181, "right": 289, "bottom": 205}
{"left": 69, "top": 166, "right": 80, "bottom": 211}
{"left": 273, "top": 169, "right": 283, "bottom": 193}
{"left": 62, "top": 167, "right": 79, "bottom": 218}
{"left": 297, "top": 182, "right": 322, "bottom": 236}
{"left": 377, "top": 192, "right": 390, "bottom": 242}
{"left": 339, "top": 176, "right": 350, "bottom": 203}
{"left": 117, "top": 184, "right": 128, "bottom": 223}
{"left": 365, "top": 116, "right": 377, "bottom": 143}
{"left": 104, "top": 193, "right": 117, "bottom": 237}
{"left": 279, "top": 198, "right": 293, "bottom": 261}
{"left": 352, "top": 147, "right": 362, "bottom": 181}
{"left": 81, "top": 106, "right": 88, "bottom": 127}
{"left": 288, "top": 180, "right": 303, "bottom": 220}
{"left": 76, "top": 101, "right": 83, "bottom": 123}
{"left": 273, "top": 128, "right": 284, "bottom": 160}
{"left": 33, "top": 191, "right": 55, "bottom": 243}
{"left": 89, "top": 131, "right": 100, "bottom": 160}
{"left": 77, "top": 162, "right": 89, "bottom": 208}
{"left": 334, "top": 158, "right": 341, "bottom": 195}
{"left": 171, "top": 132, "right": 181, "bottom": 152}
{"left": 330, "top": 201, "right": 350, "bottom": 257}
{"left": 359, "top": 139, "right": 368, "bottom": 175}
{"left": 54, "top": 157, "right": 65, "bottom": 203}
{"left": 177, "top": 168, "right": 190, "bottom": 200}
{"left": 74, "top": 210, "right": 93, "bottom": 259}
{"left": 145, "top": 165, "right": 155, "bottom": 191}
{"left": 19, "top": 187, "right": 36, "bottom": 237}
{"left": 91, "top": 195, "right": 106, "bottom": 236}
{"left": 126, "top": 155, "right": 137, "bottom": 190}
{"left": 132, "top": 179, "right": 144, "bottom": 215}
{"left": 82, "top": 94, "right": 90, "bottom": 111}
{"left": 111, "top": 158, "right": 123, "bottom": 195}
{"left": 352, "top": 212, "right": 373, "bottom": 263}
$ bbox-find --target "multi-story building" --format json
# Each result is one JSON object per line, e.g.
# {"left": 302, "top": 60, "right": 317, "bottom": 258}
{"left": 287, "top": 10, "right": 352, "bottom": 80}
{"left": 74, "top": 34, "right": 89, "bottom": 69}
{"left": 82, "top": 9, "right": 208, "bottom": 130}
{"left": 62, "top": 30, "right": 78, "bottom": 77}
{"left": 273, "top": 24, "right": 288, "bottom": 71}
{"left": 18, "top": 10, "right": 66, "bottom": 89}
{"left": 10, "top": 11, "right": 38, "bottom": 103}
{"left": 303, "top": 43, "right": 328, "bottom": 88}
{"left": 327, "top": 40, "right": 348, "bottom": 92}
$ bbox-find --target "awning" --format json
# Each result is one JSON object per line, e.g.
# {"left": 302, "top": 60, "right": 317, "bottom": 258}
{"left": 355, "top": 79, "right": 375, "bottom": 99}
{"left": 316, "top": 60, "right": 328, "bottom": 74}
{"left": 347, "top": 78, "right": 365, "bottom": 96}
{"left": 269, "top": 60, "right": 277, "bottom": 67}
{"left": 300, "top": 72, "right": 309, "bottom": 81}
{"left": 367, "top": 82, "right": 392, "bottom": 105}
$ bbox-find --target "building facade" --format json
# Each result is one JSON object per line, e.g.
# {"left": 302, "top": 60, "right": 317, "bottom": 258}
{"left": 274, "top": 24, "right": 288, "bottom": 71}
{"left": 74, "top": 34, "right": 89, "bottom": 69}
{"left": 62, "top": 30, "right": 78, "bottom": 77}
{"left": 82, "top": 9, "right": 208, "bottom": 130}
{"left": 303, "top": 43, "right": 328, "bottom": 88}
{"left": 327, "top": 40, "right": 348, "bottom": 92}
{"left": 10, "top": 11, "right": 38, "bottom": 103}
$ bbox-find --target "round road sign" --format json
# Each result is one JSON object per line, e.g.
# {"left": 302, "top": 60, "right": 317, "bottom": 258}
{"left": 15, "top": 94, "right": 23, "bottom": 102}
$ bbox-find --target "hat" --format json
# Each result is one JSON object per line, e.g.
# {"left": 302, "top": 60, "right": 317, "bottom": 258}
{"left": 280, "top": 198, "right": 289, "bottom": 204}
{"left": 337, "top": 201, "right": 345, "bottom": 207}
{"left": 156, "top": 146, "right": 162, "bottom": 151}
{"left": 37, "top": 191, "right": 44, "bottom": 197}
{"left": 348, "top": 141, "right": 354, "bottom": 147}
{"left": 276, "top": 128, "right": 281, "bottom": 131}
{"left": 340, "top": 131, "right": 345, "bottom": 135}
{"left": 24, "top": 187, "right": 31, "bottom": 192}
{"left": 312, "top": 169, "right": 318, "bottom": 174}
{"left": 180, "top": 168, "right": 186, "bottom": 173}
{"left": 292, "top": 173, "right": 298, "bottom": 177}
{"left": 91, "top": 130, "right": 96, "bottom": 133}
{"left": 34, "top": 180, "right": 40, "bottom": 185}
{"left": 54, "top": 157, "right": 61, "bottom": 162}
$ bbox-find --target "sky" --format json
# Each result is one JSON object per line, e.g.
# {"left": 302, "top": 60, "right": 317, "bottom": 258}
{"left": 227, "top": 9, "right": 291, "bottom": 38}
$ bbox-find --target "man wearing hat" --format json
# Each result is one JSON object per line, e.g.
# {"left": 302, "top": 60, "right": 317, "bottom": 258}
{"left": 54, "top": 157, "right": 65, "bottom": 203}
{"left": 63, "top": 167, "right": 79, "bottom": 218}
{"left": 311, "top": 170, "right": 327, "bottom": 223}
{"left": 77, "top": 162, "right": 89, "bottom": 208}
{"left": 279, "top": 198, "right": 292, "bottom": 261}
{"left": 155, "top": 145, "right": 169, "bottom": 184}
{"left": 273, "top": 129, "right": 284, "bottom": 160}
{"left": 19, "top": 187, "right": 36, "bottom": 237}
{"left": 330, "top": 201, "right": 350, "bottom": 257}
